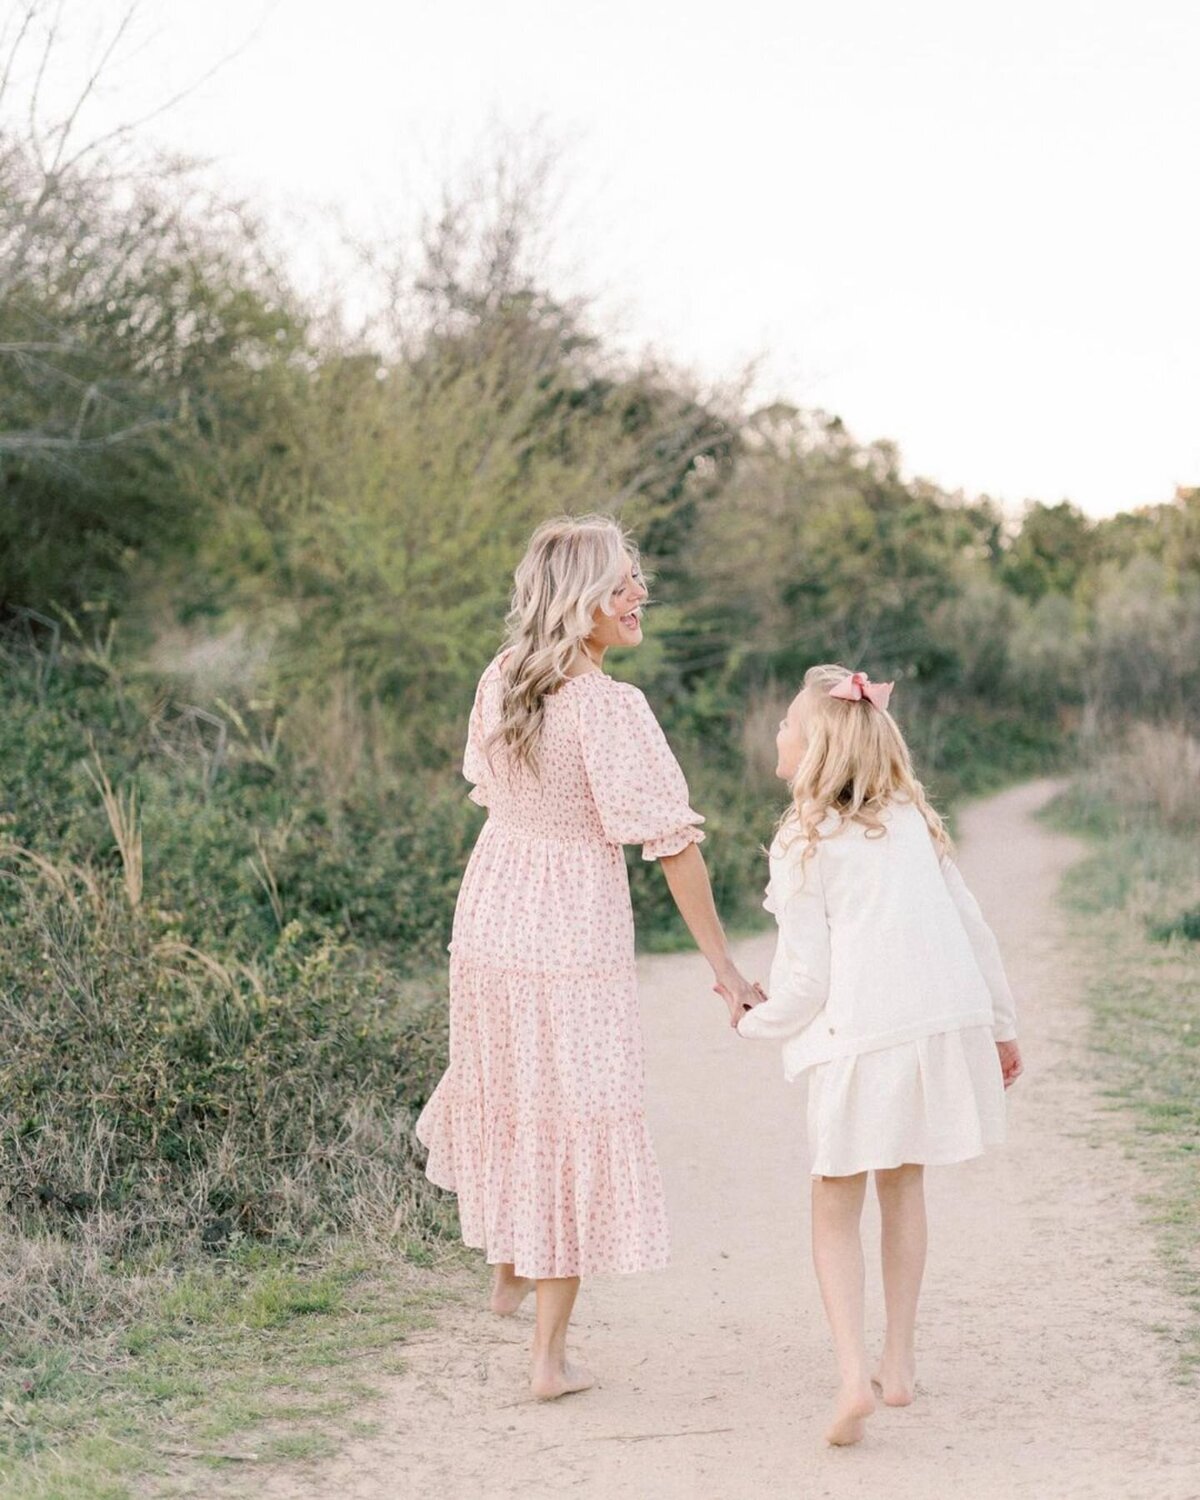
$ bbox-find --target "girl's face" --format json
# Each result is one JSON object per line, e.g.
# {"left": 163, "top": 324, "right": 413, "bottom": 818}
{"left": 588, "top": 557, "right": 648, "bottom": 650}
{"left": 775, "top": 690, "right": 808, "bottom": 781}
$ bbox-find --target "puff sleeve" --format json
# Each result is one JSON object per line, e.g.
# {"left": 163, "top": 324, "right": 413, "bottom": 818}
{"left": 577, "top": 681, "right": 706, "bottom": 860}
{"left": 462, "top": 663, "right": 498, "bottom": 808}
{"left": 738, "top": 843, "right": 831, "bottom": 1041}
{"left": 940, "top": 856, "right": 1018, "bottom": 1041}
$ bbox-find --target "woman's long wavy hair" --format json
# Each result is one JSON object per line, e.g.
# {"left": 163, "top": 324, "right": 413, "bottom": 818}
{"left": 487, "top": 514, "right": 643, "bottom": 775}
{"left": 778, "top": 663, "right": 952, "bottom": 861}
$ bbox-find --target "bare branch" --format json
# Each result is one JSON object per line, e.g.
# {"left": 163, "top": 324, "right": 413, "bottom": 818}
{"left": 45, "top": 1, "right": 139, "bottom": 176}
{"left": 55, "top": 12, "right": 268, "bottom": 180}
{"left": 29, "top": 0, "right": 73, "bottom": 171}
{"left": 0, "top": 2, "right": 40, "bottom": 116}
{"left": 0, "top": 340, "right": 83, "bottom": 353}
{"left": 0, "top": 416, "right": 167, "bottom": 453}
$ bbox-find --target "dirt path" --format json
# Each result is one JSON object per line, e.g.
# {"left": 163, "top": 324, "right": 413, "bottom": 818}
{"left": 256, "top": 780, "right": 1200, "bottom": 1498}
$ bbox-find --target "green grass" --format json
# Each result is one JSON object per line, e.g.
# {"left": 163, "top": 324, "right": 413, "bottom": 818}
{"left": 0, "top": 1243, "right": 475, "bottom": 1499}
{"left": 1045, "top": 785, "right": 1200, "bottom": 1380}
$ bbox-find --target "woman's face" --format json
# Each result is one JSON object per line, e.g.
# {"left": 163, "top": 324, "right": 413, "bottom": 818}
{"left": 775, "top": 690, "right": 808, "bottom": 781}
{"left": 588, "top": 556, "right": 648, "bottom": 650}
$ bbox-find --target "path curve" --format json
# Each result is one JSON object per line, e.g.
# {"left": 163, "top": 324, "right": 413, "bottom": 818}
{"left": 258, "top": 780, "right": 1200, "bottom": 1499}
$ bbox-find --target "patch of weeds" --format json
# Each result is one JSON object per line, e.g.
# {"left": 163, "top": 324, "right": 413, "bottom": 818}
{"left": 1149, "top": 906, "right": 1200, "bottom": 944}
{"left": 243, "top": 1269, "right": 345, "bottom": 1328}
{"left": 259, "top": 1432, "right": 339, "bottom": 1463}
{"left": 0, "top": 1244, "right": 466, "bottom": 1498}
{"left": 1048, "top": 789, "right": 1200, "bottom": 1382}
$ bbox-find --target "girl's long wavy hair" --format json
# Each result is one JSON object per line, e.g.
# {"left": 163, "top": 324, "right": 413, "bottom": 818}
{"left": 487, "top": 514, "right": 643, "bottom": 775}
{"left": 778, "top": 663, "right": 952, "bottom": 861}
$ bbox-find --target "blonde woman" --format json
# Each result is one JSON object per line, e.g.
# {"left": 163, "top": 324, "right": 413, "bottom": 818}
{"left": 416, "top": 514, "right": 760, "bottom": 1400}
{"left": 737, "top": 664, "right": 1023, "bottom": 1447}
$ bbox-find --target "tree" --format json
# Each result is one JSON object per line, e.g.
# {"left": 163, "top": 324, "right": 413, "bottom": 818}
{"left": 1001, "top": 501, "right": 1095, "bottom": 600}
{"left": 0, "top": 2, "right": 284, "bottom": 608}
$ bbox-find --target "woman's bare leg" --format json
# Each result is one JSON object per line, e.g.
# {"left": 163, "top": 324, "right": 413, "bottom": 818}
{"left": 490, "top": 1263, "right": 535, "bottom": 1316}
{"left": 873, "top": 1163, "right": 927, "bottom": 1405}
{"left": 530, "top": 1276, "right": 594, "bottom": 1399}
{"left": 811, "top": 1172, "right": 876, "bottom": 1445}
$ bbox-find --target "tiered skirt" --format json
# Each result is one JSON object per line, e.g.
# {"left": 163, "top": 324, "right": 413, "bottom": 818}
{"left": 416, "top": 955, "right": 670, "bottom": 1279}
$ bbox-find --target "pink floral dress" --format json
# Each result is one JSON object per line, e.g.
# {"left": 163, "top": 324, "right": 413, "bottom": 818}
{"left": 415, "top": 656, "right": 705, "bottom": 1279}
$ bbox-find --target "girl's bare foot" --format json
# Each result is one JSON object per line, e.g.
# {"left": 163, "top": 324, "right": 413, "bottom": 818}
{"left": 872, "top": 1357, "right": 916, "bottom": 1406}
{"left": 824, "top": 1381, "right": 875, "bottom": 1446}
{"left": 530, "top": 1358, "right": 595, "bottom": 1400}
{"left": 489, "top": 1266, "right": 534, "bottom": 1316}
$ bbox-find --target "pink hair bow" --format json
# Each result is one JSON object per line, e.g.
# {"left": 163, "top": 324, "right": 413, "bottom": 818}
{"left": 829, "top": 671, "right": 894, "bottom": 712}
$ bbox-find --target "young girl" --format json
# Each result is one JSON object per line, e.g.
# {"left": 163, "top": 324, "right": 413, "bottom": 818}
{"left": 736, "top": 664, "right": 1023, "bottom": 1447}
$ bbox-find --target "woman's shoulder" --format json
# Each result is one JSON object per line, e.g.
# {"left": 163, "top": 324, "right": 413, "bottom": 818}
{"left": 480, "top": 651, "right": 508, "bottom": 687}
{"left": 563, "top": 671, "right": 652, "bottom": 713}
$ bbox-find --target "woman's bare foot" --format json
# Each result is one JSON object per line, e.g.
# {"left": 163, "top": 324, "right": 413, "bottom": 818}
{"left": 489, "top": 1265, "right": 534, "bottom": 1316}
{"left": 872, "top": 1357, "right": 916, "bottom": 1406}
{"left": 530, "top": 1358, "right": 595, "bottom": 1400}
{"left": 824, "top": 1381, "right": 875, "bottom": 1446}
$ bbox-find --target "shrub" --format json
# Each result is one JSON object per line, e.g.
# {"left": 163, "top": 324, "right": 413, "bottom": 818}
{"left": 0, "top": 875, "right": 448, "bottom": 1252}
{"left": 0, "top": 637, "right": 457, "bottom": 1268}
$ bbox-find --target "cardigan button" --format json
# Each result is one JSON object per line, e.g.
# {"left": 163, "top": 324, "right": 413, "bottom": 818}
{"left": 828, "top": 1026, "right": 835, "bottom": 1035}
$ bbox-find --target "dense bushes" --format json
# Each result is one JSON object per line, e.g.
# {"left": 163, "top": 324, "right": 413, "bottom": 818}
{"left": 1, "top": 880, "right": 446, "bottom": 1244}
{"left": 0, "top": 638, "right": 456, "bottom": 1255}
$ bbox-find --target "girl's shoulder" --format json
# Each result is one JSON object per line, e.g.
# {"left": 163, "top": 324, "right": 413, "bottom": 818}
{"left": 766, "top": 821, "right": 829, "bottom": 904}
{"left": 768, "top": 800, "right": 925, "bottom": 868}
{"left": 768, "top": 810, "right": 841, "bottom": 864}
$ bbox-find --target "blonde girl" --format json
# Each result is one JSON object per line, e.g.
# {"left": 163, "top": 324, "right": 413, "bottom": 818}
{"left": 735, "top": 664, "right": 1022, "bottom": 1446}
{"left": 417, "top": 515, "right": 760, "bottom": 1400}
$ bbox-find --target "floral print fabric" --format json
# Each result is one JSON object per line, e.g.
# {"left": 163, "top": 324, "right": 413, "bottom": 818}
{"left": 415, "top": 659, "right": 704, "bottom": 1277}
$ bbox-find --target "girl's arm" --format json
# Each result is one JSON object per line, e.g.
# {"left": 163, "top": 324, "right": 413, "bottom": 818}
{"left": 658, "top": 842, "right": 760, "bottom": 1026}
{"left": 940, "top": 856, "right": 1018, "bottom": 1041}
{"left": 737, "top": 850, "right": 831, "bottom": 1041}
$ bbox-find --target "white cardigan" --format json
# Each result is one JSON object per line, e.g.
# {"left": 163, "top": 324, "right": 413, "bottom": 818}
{"left": 738, "top": 801, "right": 1017, "bottom": 1079}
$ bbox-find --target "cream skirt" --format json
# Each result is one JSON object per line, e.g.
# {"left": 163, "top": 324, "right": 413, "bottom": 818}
{"left": 804, "top": 1024, "right": 1006, "bottom": 1178}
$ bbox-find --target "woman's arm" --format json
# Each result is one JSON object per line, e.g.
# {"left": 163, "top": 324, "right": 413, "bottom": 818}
{"left": 658, "top": 842, "right": 759, "bottom": 1026}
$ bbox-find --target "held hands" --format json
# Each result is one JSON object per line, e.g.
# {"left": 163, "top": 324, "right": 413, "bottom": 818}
{"left": 996, "top": 1038, "right": 1023, "bottom": 1089}
{"left": 712, "top": 970, "right": 767, "bottom": 1029}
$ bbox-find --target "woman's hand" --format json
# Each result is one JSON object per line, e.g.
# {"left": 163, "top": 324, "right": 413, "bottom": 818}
{"left": 712, "top": 970, "right": 764, "bottom": 1029}
{"left": 996, "top": 1038, "right": 1023, "bottom": 1088}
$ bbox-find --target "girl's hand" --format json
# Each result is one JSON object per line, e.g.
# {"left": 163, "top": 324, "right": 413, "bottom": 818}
{"left": 712, "top": 971, "right": 762, "bottom": 1029}
{"left": 997, "top": 1038, "right": 1023, "bottom": 1088}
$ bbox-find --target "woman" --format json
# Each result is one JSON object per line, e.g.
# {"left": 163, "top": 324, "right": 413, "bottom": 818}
{"left": 416, "top": 514, "right": 760, "bottom": 1399}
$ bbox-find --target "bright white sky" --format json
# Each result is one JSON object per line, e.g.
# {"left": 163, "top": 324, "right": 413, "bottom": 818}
{"left": 25, "top": 0, "right": 1200, "bottom": 517}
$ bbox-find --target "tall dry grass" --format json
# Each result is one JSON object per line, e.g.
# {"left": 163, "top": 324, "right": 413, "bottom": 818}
{"left": 1079, "top": 722, "right": 1200, "bottom": 837}
{"left": 84, "top": 753, "right": 143, "bottom": 907}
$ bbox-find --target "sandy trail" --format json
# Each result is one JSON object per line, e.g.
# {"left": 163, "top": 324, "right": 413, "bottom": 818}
{"left": 255, "top": 781, "right": 1200, "bottom": 1499}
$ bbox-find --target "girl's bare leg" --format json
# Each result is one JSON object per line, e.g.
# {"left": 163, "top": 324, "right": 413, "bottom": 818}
{"left": 490, "top": 1263, "right": 535, "bottom": 1316}
{"left": 530, "top": 1276, "right": 594, "bottom": 1399}
{"left": 811, "top": 1172, "right": 876, "bottom": 1445}
{"left": 873, "top": 1163, "right": 927, "bottom": 1405}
